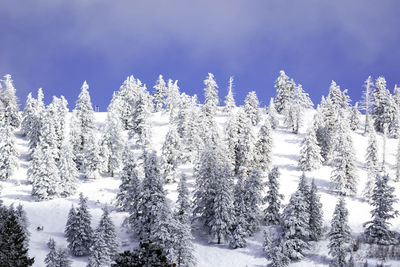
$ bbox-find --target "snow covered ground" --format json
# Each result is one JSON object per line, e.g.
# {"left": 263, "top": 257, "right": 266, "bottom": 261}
{"left": 1, "top": 109, "right": 400, "bottom": 266}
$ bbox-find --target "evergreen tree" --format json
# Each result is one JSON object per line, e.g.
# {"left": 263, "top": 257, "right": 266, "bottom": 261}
{"left": 59, "top": 138, "right": 79, "bottom": 197}
{"left": 82, "top": 134, "right": 101, "bottom": 180}
{"left": 153, "top": 74, "right": 168, "bottom": 112}
{"left": 174, "top": 174, "right": 196, "bottom": 266}
{"left": 161, "top": 126, "right": 182, "bottom": 183}
{"left": 0, "top": 74, "right": 21, "bottom": 128}
{"left": 281, "top": 181, "right": 310, "bottom": 260}
{"left": 31, "top": 143, "right": 63, "bottom": 200}
{"left": 13, "top": 204, "right": 30, "bottom": 248}
{"left": 361, "top": 76, "right": 374, "bottom": 134}
{"left": 202, "top": 73, "right": 219, "bottom": 122}
{"left": 312, "top": 103, "right": 331, "bottom": 162}
{"left": 0, "top": 206, "right": 34, "bottom": 266}
{"left": 44, "top": 238, "right": 57, "bottom": 267}
{"left": 254, "top": 118, "right": 273, "bottom": 173}
{"left": 229, "top": 222, "right": 247, "bottom": 249}
{"left": 128, "top": 91, "right": 152, "bottom": 149}
{"left": 117, "top": 148, "right": 142, "bottom": 213}
{"left": 364, "top": 173, "right": 398, "bottom": 245}
{"left": 72, "top": 81, "right": 96, "bottom": 166}
{"left": 267, "top": 98, "right": 279, "bottom": 129}
{"left": 165, "top": 79, "right": 181, "bottom": 121}
{"left": 396, "top": 139, "right": 400, "bottom": 182}
{"left": 27, "top": 88, "right": 45, "bottom": 155}
{"left": 349, "top": 102, "right": 361, "bottom": 131}
{"left": 224, "top": 76, "right": 236, "bottom": 114}
{"left": 328, "top": 198, "right": 353, "bottom": 267}
{"left": 96, "top": 207, "right": 119, "bottom": 261}
{"left": 209, "top": 164, "right": 234, "bottom": 244}
{"left": 308, "top": 179, "right": 324, "bottom": 241}
{"left": 330, "top": 114, "right": 358, "bottom": 196}
{"left": 233, "top": 175, "right": 248, "bottom": 236}
{"left": 65, "top": 193, "right": 93, "bottom": 256}
{"left": 364, "top": 124, "right": 379, "bottom": 199}
{"left": 87, "top": 230, "right": 109, "bottom": 267}
{"left": 243, "top": 168, "right": 264, "bottom": 235}
{"left": 21, "top": 93, "right": 36, "bottom": 137}
{"left": 244, "top": 91, "right": 261, "bottom": 126}
{"left": 263, "top": 167, "right": 283, "bottom": 226}
{"left": 274, "top": 70, "right": 292, "bottom": 113}
{"left": 298, "top": 126, "right": 323, "bottom": 171}
{"left": 0, "top": 124, "right": 19, "bottom": 180}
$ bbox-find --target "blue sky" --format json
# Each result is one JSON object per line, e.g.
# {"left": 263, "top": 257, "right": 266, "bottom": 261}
{"left": 1, "top": 0, "right": 400, "bottom": 110}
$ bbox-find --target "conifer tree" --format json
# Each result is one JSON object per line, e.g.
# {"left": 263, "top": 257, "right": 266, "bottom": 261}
{"left": 274, "top": 70, "right": 291, "bottom": 113}
{"left": 165, "top": 79, "right": 181, "bottom": 121}
{"left": 270, "top": 242, "right": 290, "bottom": 267}
{"left": 27, "top": 88, "right": 45, "bottom": 155}
{"left": 128, "top": 91, "right": 152, "bottom": 149}
{"left": 281, "top": 181, "right": 310, "bottom": 260}
{"left": 0, "top": 124, "right": 19, "bottom": 181}
{"left": 82, "top": 134, "right": 101, "bottom": 180}
{"left": 361, "top": 76, "right": 374, "bottom": 134}
{"left": 65, "top": 193, "right": 93, "bottom": 256}
{"left": 161, "top": 126, "right": 182, "bottom": 183}
{"left": 117, "top": 148, "right": 142, "bottom": 213}
{"left": 330, "top": 114, "right": 358, "bottom": 196}
{"left": 364, "top": 173, "right": 398, "bottom": 245}
{"left": 349, "top": 102, "right": 361, "bottom": 131}
{"left": 72, "top": 81, "right": 96, "bottom": 166}
{"left": 224, "top": 76, "right": 236, "bottom": 114}
{"left": 298, "top": 126, "right": 323, "bottom": 172}
{"left": 59, "top": 138, "right": 79, "bottom": 197}
{"left": 308, "top": 179, "right": 324, "bottom": 241}
{"left": 44, "top": 238, "right": 57, "bottom": 267}
{"left": 31, "top": 143, "right": 62, "bottom": 200}
{"left": 0, "top": 74, "right": 21, "bottom": 128}
{"left": 209, "top": 164, "right": 234, "bottom": 244}
{"left": 12, "top": 204, "right": 30, "bottom": 248}
{"left": 87, "top": 230, "right": 109, "bottom": 267}
{"left": 263, "top": 167, "right": 283, "bottom": 226}
{"left": 254, "top": 118, "right": 273, "bottom": 173}
{"left": 363, "top": 124, "right": 379, "bottom": 199}
{"left": 229, "top": 221, "right": 247, "bottom": 249}
{"left": 0, "top": 206, "right": 34, "bottom": 266}
{"left": 396, "top": 140, "right": 400, "bottom": 182}
{"left": 174, "top": 174, "right": 196, "bottom": 266}
{"left": 233, "top": 175, "right": 248, "bottom": 236}
{"left": 328, "top": 198, "right": 353, "bottom": 267}
{"left": 244, "top": 91, "right": 261, "bottom": 126}
{"left": 202, "top": 73, "right": 219, "bottom": 122}
{"left": 312, "top": 103, "right": 331, "bottom": 162}
{"left": 21, "top": 93, "right": 36, "bottom": 137}
{"left": 243, "top": 169, "right": 264, "bottom": 235}
{"left": 267, "top": 98, "right": 279, "bottom": 129}
{"left": 153, "top": 74, "right": 168, "bottom": 112}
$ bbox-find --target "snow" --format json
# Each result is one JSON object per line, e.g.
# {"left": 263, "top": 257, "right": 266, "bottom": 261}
{"left": 1, "top": 108, "right": 400, "bottom": 266}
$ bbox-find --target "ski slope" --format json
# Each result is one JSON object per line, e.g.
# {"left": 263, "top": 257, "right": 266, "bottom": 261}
{"left": 1, "top": 109, "right": 400, "bottom": 266}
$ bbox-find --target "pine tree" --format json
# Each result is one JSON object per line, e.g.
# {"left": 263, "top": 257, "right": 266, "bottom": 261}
{"left": 229, "top": 222, "right": 247, "bottom": 249}
{"left": 396, "top": 139, "right": 400, "bottom": 182}
{"left": 87, "top": 230, "right": 109, "bottom": 267}
{"left": 161, "top": 126, "right": 182, "bottom": 183}
{"left": 224, "top": 76, "right": 236, "bottom": 114}
{"left": 254, "top": 118, "right": 273, "bottom": 173}
{"left": 243, "top": 168, "right": 264, "bottom": 235}
{"left": 0, "top": 74, "right": 21, "bottom": 129}
{"left": 281, "top": 181, "right": 310, "bottom": 260}
{"left": 13, "top": 204, "right": 30, "bottom": 248}
{"left": 72, "top": 81, "right": 96, "bottom": 166}
{"left": 364, "top": 173, "right": 398, "bottom": 245}
{"left": 233, "top": 175, "right": 248, "bottom": 236}
{"left": 244, "top": 91, "right": 261, "bottom": 126}
{"left": 31, "top": 143, "right": 63, "bottom": 200}
{"left": 59, "top": 138, "right": 79, "bottom": 197}
{"left": 298, "top": 126, "right": 323, "bottom": 171}
{"left": 117, "top": 148, "right": 142, "bottom": 213}
{"left": 264, "top": 167, "right": 283, "bottom": 226}
{"left": 0, "top": 206, "right": 35, "bottom": 266}
{"left": 267, "top": 98, "right": 279, "bottom": 129}
{"left": 0, "top": 123, "right": 19, "bottom": 180}
{"left": 97, "top": 207, "right": 119, "bottom": 260}
{"left": 361, "top": 76, "right": 374, "bottom": 134}
{"left": 364, "top": 124, "right": 379, "bottom": 199}
{"left": 312, "top": 103, "right": 331, "bottom": 162}
{"left": 128, "top": 91, "right": 152, "bottom": 149}
{"left": 328, "top": 198, "right": 353, "bottom": 267}
{"left": 153, "top": 74, "right": 168, "bottom": 112}
{"left": 83, "top": 134, "right": 101, "bottom": 180}
{"left": 209, "top": 164, "right": 234, "bottom": 244}
{"left": 330, "top": 114, "right": 358, "bottom": 196}
{"left": 308, "top": 179, "right": 324, "bottom": 241}
{"left": 100, "top": 111, "right": 125, "bottom": 176}
{"left": 27, "top": 88, "right": 45, "bottom": 155}
{"left": 202, "top": 73, "right": 219, "bottom": 122}
{"left": 21, "top": 93, "right": 36, "bottom": 137}
{"left": 165, "top": 79, "right": 181, "bottom": 121}
{"left": 44, "top": 238, "right": 57, "bottom": 267}
{"left": 65, "top": 193, "right": 93, "bottom": 256}
{"left": 274, "top": 70, "right": 291, "bottom": 113}
{"left": 349, "top": 102, "right": 361, "bottom": 131}
{"left": 174, "top": 174, "right": 196, "bottom": 266}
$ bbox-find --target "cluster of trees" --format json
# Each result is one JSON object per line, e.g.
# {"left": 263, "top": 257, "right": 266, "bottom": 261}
{"left": 2, "top": 71, "right": 400, "bottom": 266}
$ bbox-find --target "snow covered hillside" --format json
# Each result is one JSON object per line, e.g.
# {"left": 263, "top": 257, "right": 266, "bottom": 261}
{"left": 0, "top": 108, "right": 399, "bottom": 266}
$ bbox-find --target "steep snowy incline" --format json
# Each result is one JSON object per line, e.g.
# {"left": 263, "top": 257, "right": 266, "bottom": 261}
{"left": 1, "top": 109, "right": 400, "bottom": 266}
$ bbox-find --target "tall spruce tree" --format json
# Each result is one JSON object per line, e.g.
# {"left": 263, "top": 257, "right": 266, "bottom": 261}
{"left": 243, "top": 168, "right": 264, "bottom": 235}
{"left": 328, "top": 198, "right": 353, "bottom": 267}
{"left": 224, "top": 76, "right": 236, "bottom": 114}
{"left": 349, "top": 102, "right": 361, "bottom": 131}
{"left": 153, "top": 74, "right": 168, "bottom": 112}
{"left": 298, "top": 126, "right": 323, "bottom": 172}
{"left": 364, "top": 173, "right": 398, "bottom": 245}
{"left": 0, "top": 123, "right": 19, "bottom": 181}
{"left": 274, "top": 70, "right": 291, "bottom": 113}
{"left": 59, "top": 138, "right": 79, "bottom": 197}
{"left": 254, "top": 118, "right": 273, "bottom": 173}
{"left": 363, "top": 124, "right": 379, "bottom": 199}
{"left": 308, "top": 179, "right": 324, "bottom": 241}
{"left": 161, "top": 126, "right": 182, "bottom": 183}
{"left": 263, "top": 167, "right": 283, "bottom": 226}
{"left": 267, "top": 97, "right": 279, "bottom": 129}
{"left": 0, "top": 74, "right": 21, "bottom": 129}
{"left": 361, "top": 76, "right": 374, "bottom": 134}
{"left": 244, "top": 91, "right": 261, "bottom": 126}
